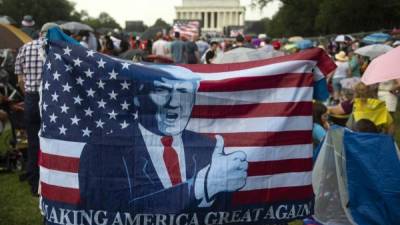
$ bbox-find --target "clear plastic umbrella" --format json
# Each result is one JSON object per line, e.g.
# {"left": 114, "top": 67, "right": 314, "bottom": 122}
{"left": 61, "top": 22, "right": 94, "bottom": 33}
{"left": 354, "top": 44, "right": 393, "bottom": 59}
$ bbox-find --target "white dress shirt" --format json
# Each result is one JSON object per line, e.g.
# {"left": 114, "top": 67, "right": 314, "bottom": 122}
{"left": 139, "top": 123, "right": 187, "bottom": 188}
{"left": 138, "top": 123, "right": 213, "bottom": 207}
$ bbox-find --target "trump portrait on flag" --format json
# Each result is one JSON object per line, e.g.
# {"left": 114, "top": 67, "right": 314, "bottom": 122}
{"left": 78, "top": 65, "right": 249, "bottom": 213}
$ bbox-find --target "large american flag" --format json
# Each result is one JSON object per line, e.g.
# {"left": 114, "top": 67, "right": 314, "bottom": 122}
{"left": 39, "top": 39, "right": 335, "bottom": 221}
{"left": 172, "top": 20, "right": 200, "bottom": 39}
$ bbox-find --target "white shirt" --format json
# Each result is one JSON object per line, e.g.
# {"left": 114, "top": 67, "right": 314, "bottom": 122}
{"left": 152, "top": 39, "right": 169, "bottom": 56}
{"left": 139, "top": 123, "right": 186, "bottom": 188}
{"left": 333, "top": 61, "right": 349, "bottom": 79}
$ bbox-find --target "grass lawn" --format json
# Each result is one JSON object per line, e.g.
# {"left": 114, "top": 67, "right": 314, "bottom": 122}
{"left": 0, "top": 111, "right": 399, "bottom": 225}
{"left": 0, "top": 172, "right": 42, "bottom": 225}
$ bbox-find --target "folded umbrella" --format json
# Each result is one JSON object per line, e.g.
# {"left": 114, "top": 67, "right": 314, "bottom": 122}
{"left": 361, "top": 46, "right": 400, "bottom": 85}
{"left": 355, "top": 44, "right": 393, "bottom": 59}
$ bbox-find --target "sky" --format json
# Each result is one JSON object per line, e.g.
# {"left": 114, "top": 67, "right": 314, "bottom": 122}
{"left": 71, "top": 0, "right": 281, "bottom": 27}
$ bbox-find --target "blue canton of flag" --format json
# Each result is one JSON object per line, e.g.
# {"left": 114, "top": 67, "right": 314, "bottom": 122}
{"left": 41, "top": 41, "right": 137, "bottom": 142}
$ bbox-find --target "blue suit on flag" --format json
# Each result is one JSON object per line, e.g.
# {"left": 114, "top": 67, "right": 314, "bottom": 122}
{"left": 78, "top": 123, "right": 218, "bottom": 213}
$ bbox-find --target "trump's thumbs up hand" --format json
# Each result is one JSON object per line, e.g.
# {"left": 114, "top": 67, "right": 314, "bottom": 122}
{"left": 206, "top": 135, "right": 248, "bottom": 199}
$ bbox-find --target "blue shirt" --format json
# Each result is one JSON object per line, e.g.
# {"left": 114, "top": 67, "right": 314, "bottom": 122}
{"left": 171, "top": 40, "right": 186, "bottom": 64}
{"left": 313, "top": 123, "right": 326, "bottom": 144}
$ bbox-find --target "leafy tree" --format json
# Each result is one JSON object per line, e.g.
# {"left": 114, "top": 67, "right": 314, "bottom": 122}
{"left": 0, "top": 0, "right": 77, "bottom": 27}
{"left": 267, "top": 0, "right": 320, "bottom": 37}
{"left": 82, "top": 12, "right": 121, "bottom": 30}
{"left": 252, "top": 0, "right": 400, "bottom": 37}
{"left": 152, "top": 18, "right": 170, "bottom": 29}
{"left": 245, "top": 17, "right": 271, "bottom": 35}
{"left": 251, "top": 0, "right": 275, "bottom": 9}
{"left": 316, "top": 0, "right": 400, "bottom": 34}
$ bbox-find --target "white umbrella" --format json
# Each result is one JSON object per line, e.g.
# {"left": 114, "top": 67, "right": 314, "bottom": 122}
{"left": 354, "top": 44, "right": 393, "bottom": 59}
{"left": 288, "top": 36, "right": 303, "bottom": 43}
{"left": 0, "top": 16, "right": 17, "bottom": 25}
{"left": 213, "top": 47, "right": 282, "bottom": 64}
{"left": 61, "top": 22, "right": 94, "bottom": 33}
{"left": 335, "top": 34, "right": 355, "bottom": 42}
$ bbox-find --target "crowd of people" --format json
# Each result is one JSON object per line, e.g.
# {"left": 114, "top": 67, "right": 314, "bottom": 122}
{"left": 1, "top": 14, "right": 399, "bottom": 225}
{"left": 311, "top": 38, "right": 399, "bottom": 150}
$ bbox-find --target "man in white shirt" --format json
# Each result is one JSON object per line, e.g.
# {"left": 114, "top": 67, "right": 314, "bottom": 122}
{"left": 79, "top": 65, "right": 248, "bottom": 213}
{"left": 152, "top": 32, "right": 169, "bottom": 57}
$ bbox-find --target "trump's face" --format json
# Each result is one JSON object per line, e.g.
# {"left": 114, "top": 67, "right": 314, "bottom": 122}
{"left": 137, "top": 77, "right": 197, "bottom": 136}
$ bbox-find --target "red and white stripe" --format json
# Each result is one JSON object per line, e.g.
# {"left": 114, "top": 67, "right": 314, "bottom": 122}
{"left": 39, "top": 137, "right": 84, "bottom": 204}
{"left": 183, "top": 48, "right": 334, "bottom": 205}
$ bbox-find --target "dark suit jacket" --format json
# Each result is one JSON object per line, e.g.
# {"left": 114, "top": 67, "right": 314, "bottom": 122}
{"left": 78, "top": 123, "right": 221, "bottom": 213}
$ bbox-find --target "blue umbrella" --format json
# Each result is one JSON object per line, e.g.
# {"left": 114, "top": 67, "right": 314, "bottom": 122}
{"left": 296, "top": 39, "right": 313, "bottom": 50}
{"left": 362, "top": 33, "right": 391, "bottom": 44}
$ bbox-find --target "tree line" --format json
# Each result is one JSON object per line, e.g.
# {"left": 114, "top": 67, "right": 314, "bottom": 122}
{"left": 0, "top": 0, "right": 121, "bottom": 30}
{"left": 252, "top": 0, "right": 400, "bottom": 37}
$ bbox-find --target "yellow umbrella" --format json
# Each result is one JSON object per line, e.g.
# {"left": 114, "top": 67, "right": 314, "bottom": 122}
{"left": 0, "top": 24, "right": 32, "bottom": 49}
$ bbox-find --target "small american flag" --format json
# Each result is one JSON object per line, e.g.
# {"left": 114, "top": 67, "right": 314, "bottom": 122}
{"left": 40, "top": 36, "right": 336, "bottom": 224}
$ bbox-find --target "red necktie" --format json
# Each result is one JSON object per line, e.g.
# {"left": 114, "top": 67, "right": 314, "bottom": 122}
{"left": 161, "top": 136, "right": 182, "bottom": 186}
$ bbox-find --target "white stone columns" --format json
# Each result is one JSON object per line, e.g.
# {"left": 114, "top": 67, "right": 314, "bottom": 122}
{"left": 204, "top": 11, "right": 209, "bottom": 28}
{"left": 240, "top": 11, "right": 246, "bottom": 26}
{"left": 217, "top": 11, "right": 222, "bottom": 29}
{"left": 210, "top": 11, "right": 215, "bottom": 28}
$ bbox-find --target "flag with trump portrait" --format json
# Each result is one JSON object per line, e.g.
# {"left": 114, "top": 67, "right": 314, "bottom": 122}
{"left": 39, "top": 28, "right": 336, "bottom": 225}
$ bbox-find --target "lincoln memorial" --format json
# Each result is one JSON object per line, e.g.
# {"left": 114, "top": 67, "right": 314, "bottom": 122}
{"left": 175, "top": 0, "right": 246, "bottom": 33}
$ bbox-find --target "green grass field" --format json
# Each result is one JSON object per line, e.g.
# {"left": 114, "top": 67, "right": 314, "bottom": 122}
{"left": 0, "top": 172, "right": 42, "bottom": 225}
{"left": 0, "top": 111, "right": 399, "bottom": 225}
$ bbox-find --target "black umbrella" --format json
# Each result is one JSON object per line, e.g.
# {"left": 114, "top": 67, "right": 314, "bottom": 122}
{"left": 96, "top": 27, "right": 113, "bottom": 35}
{"left": 141, "top": 27, "right": 164, "bottom": 40}
{"left": 118, "top": 49, "right": 148, "bottom": 61}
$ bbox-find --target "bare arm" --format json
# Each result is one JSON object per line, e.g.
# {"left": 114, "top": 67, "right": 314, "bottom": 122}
{"left": 17, "top": 75, "right": 25, "bottom": 95}
{"left": 328, "top": 104, "right": 346, "bottom": 115}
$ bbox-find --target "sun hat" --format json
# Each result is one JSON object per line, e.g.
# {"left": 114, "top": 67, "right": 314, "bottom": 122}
{"left": 335, "top": 51, "right": 349, "bottom": 61}
{"left": 21, "top": 15, "right": 35, "bottom": 27}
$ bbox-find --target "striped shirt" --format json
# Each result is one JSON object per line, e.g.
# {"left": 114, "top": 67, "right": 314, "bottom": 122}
{"left": 15, "top": 39, "right": 44, "bottom": 93}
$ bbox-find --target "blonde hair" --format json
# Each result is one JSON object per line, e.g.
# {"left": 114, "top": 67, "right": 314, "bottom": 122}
{"left": 354, "top": 82, "right": 376, "bottom": 102}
